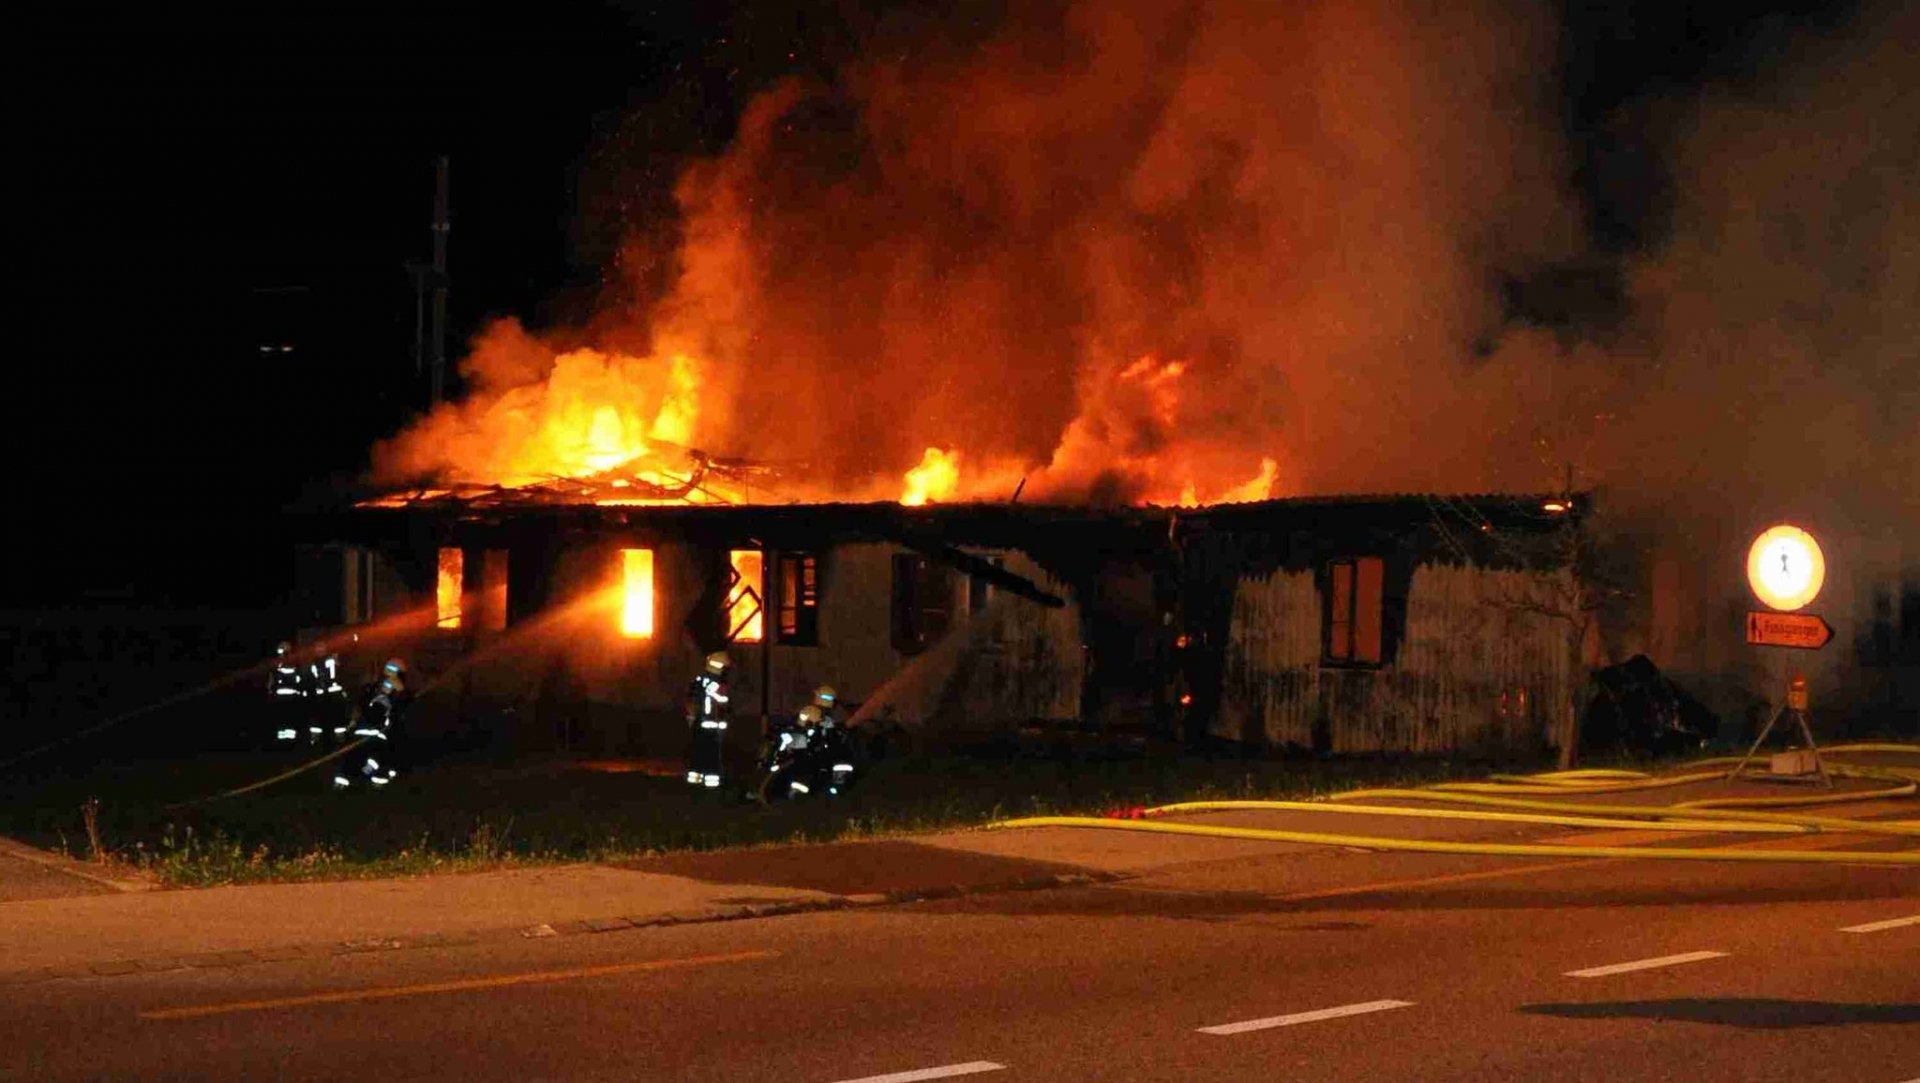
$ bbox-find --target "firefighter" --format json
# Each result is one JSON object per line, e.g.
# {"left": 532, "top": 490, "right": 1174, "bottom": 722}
{"left": 778, "top": 704, "right": 821, "bottom": 756}
{"left": 806, "top": 685, "right": 859, "bottom": 795}
{"left": 334, "top": 660, "right": 412, "bottom": 791}
{"left": 685, "top": 651, "right": 731, "bottom": 789}
{"left": 811, "top": 684, "right": 843, "bottom": 729}
{"left": 308, "top": 651, "right": 348, "bottom": 745}
{"left": 268, "top": 641, "right": 309, "bottom": 745}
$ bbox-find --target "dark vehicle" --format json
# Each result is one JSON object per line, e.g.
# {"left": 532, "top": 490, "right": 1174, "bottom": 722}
{"left": 1580, "top": 654, "right": 1719, "bottom": 758}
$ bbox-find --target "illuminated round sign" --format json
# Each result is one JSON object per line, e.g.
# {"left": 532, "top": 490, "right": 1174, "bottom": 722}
{"left": 1746, "top": 524, "right": 1824, "bottom": 612}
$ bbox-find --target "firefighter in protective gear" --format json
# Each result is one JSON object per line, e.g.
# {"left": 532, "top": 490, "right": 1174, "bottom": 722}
{"left": 804, "top": 686, "right": 856, "bottom": 794}
{"left": 782, "top": 704, "right": 822, "bottom": 753}
{"left": 268, "top": 642, "right": 309, "bottom": 745}
{"left": 811, "top": 685, "right": 844, "bottom": 729}
{"left": 334, "top": 666, "right": 411, "bottom": 791}
{"left": 307, "top": 651, "right": 348, "bottom": 745}
{"left": 685, "top": 651, "right": 731, "bottom": 789}
{"left": 810, "top": 683, "right": 840, "bottom": 718}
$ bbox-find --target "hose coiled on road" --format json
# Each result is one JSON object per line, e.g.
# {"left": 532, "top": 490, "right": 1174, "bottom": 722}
{"left": 987, "top": 743, "right": 1920, "bottom": 866}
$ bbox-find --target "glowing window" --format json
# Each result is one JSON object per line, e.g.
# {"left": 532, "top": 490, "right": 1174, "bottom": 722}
{"left": 621, "top": 549, "right": 655, "bottom": 638}
{"left": 436, "top": 548, "right": 463, "bottom": 629}
{"left": 777, "top": 552, "right": 820, "bottom": 646}
{"left": 1326, "top": 556, "right": 1384, "bottom": 665}
{"left": 727, "top": 549, "right": 765, "bottom": 643}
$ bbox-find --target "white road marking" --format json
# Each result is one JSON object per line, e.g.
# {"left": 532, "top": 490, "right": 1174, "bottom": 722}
{"left": 826, "top": 1062, "right": 1006, "bottom": 1083}
{"left": 1199, "top": 999, "right": 1414, "bottom": 1035}
{"left": 1840, "top": 915, "right": 1920, "bottom": 934}
{"left": 1565, "top": 951, "right": 1729, "bottom": 978}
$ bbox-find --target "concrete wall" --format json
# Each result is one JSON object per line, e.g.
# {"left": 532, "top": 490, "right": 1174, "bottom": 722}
{"left": 1219, "top": 563, "right": 1575, "bottom": 754}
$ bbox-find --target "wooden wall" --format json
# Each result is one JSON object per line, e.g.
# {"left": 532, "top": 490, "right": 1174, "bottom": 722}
{"left": 1219, "top": 563, "right": 1575, "bottom": 754}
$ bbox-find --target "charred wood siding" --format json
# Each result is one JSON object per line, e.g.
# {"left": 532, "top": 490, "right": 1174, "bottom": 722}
{"left": 332, "top": 538, "right": 1085, "bottom": 753}
{"left": 767, "top": 545, "right": 1082, "bottom": 730}
{"left": 940, "top": 550, "right": 1085, "bottom": 728}
{"left": 1221, "top": 563, "right": 1573, "bottom": 753}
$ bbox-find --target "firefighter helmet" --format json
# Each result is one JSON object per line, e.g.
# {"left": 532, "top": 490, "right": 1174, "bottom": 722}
{"left": 812, "top": 685, "right": 837, "bottom": 709}
{"left": 275, "top": 641, "right": 292, "bottom": 657}
{"left": 383, "top": 658, "right": 407, "bottom": 677}
{"left": 796, "top": 704, "right": 823, "bottom": 727}
{"left": 705, "top": 651, "right": 730, "bottom": 674}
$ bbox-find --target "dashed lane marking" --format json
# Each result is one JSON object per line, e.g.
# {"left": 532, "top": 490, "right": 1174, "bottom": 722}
{"left": 139, "top": 949, "right": 779, "bottom": 1020}
{"left": 1840, "top": 915, "right": 1920, "bottom": 934}
{"left": 1564, "top": 951, "right": 1728, "bottom": 978}
{"left": 1199, "top": 998, "right": 1415, "bottom": 1035}
{"left": 825, "top": 1062, "right": 1007, "bottom": 1083}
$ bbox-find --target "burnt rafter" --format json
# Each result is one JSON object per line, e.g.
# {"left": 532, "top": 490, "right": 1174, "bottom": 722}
{"left": 292, "top": 491, "right": 1587, "bottom": 612}
{"left": 890, "top": 532, "right": 1065, "bottom": 608}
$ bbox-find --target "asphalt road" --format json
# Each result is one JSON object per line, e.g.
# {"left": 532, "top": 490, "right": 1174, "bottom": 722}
{"left": 5, "top": 837, "right": 1915, "bottom": 1082}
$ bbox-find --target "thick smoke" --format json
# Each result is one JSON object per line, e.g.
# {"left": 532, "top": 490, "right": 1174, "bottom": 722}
{"left": 1585, "top": 2, "right": 1918, "bottom": 532}
{"left": 375, "top": 0, "right": 1584, "bottom": 503}
{"left": 374, "top": 0, "right": 1914, "bottom": 533}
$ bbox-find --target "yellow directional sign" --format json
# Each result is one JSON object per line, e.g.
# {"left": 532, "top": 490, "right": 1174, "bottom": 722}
{"left": 1746, "top": 611, "right": 1833, "bottom": 649}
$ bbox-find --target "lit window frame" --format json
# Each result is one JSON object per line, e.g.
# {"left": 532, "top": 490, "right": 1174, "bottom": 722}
{"left": 620, "top": 548, "right": 656, "bottom": 638}
{"left": 1323, "top": 556, "right": 1385, "bottom": 667}
{"left": 726, "top": 549, "right": 766, "bottom": 644}
{"left": 435, "top": 547, "right": 464, "bottom": 630}
{"left": 775, "top": 551, "right": 821, "bottom": 647}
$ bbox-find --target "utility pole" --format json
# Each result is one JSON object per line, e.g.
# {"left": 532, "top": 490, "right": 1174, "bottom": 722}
{"left": 405, "top": 156, "right": 451, "bottom": 408}
{"left": 429, "top": 155, "right": 450, "bottom": 406}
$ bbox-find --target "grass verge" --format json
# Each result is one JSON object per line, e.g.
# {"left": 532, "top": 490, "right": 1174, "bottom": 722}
{"left": 1, "top": 744, "right": 1571, "bottom": 888}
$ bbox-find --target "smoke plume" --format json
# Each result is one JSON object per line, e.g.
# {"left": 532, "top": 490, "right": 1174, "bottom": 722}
{"left": 372, "top": 0, "right": 1915, "bottom": 538}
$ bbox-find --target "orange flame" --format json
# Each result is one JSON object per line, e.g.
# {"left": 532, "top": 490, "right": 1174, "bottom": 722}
{"left": 373, "top": 327, "right": 707, "bottom": 490}
{"left": 727, "top": 549, "right": 764, "bottom": 642}
{"left": 901, "top": 447, "right": 961, "bottom": 506}
{"left": 620, "top": 549, "right": 655, "bottom": 638}
{"left": 436, "top": 548, "right": 463, "bottom": 629}
{"left": 1214, "top": 457, "right": 1280, "bottom": 504}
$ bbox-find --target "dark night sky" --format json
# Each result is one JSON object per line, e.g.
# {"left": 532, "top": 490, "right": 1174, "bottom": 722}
{"left": 7, "top": 0, "right": 1859, "bottom": 608}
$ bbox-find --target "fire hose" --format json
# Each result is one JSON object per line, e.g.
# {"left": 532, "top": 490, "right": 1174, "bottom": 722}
{"left": 162, "top": 660, "right": 464, "bottom": 808}
{"left": 986, "top": 743, "right": 1920, "bottom": 867}
{"left": 163, "top": 738, "right": 370, "bottom": 809}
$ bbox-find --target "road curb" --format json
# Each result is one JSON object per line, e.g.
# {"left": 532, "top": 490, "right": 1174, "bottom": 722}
{"left": 0, "top": 869, "right": 1131, "bottom": 986}
{"left": 0, "top": 836, "right": 158, "bottom": 894}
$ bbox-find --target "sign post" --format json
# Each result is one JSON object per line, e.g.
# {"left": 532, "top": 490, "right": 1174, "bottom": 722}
{"left": 1728, "top": 524, "right": 1832, "bottom": 786}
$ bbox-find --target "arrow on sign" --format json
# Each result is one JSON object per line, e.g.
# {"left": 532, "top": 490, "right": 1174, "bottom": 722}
{"left": 1746, "top": 611, "right": 1833, "bottom": 649}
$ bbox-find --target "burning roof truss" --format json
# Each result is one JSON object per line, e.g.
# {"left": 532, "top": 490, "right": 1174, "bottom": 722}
{"left": 358, "top": 444, "right": 806, "bottom": 511}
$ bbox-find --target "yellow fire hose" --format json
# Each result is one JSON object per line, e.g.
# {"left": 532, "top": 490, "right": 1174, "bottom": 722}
{"left": 164, "top": 738, "right": 369, "bottom": 809}
{"left": 985, "top": 814, "right": 1920, "bottom": 865}
{"left": 1428, "top": 770, "right": 1731, "bottom": 795}
{"left": 986, "top": 744, "right": 1920, "bottom": 866}
{"left": 1318, "top": 789, "right": 1920, "bottom": 837}
{"left": 1139, "top": 800, "right": 1809, "bottom": 835}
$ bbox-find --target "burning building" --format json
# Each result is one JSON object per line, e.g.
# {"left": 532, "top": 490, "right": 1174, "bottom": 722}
{"left": 290, "top": 0, "right": 1918, "bottom": 755}
{"left": 293, "top": 471, "right": 1601, "bottom": 761}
